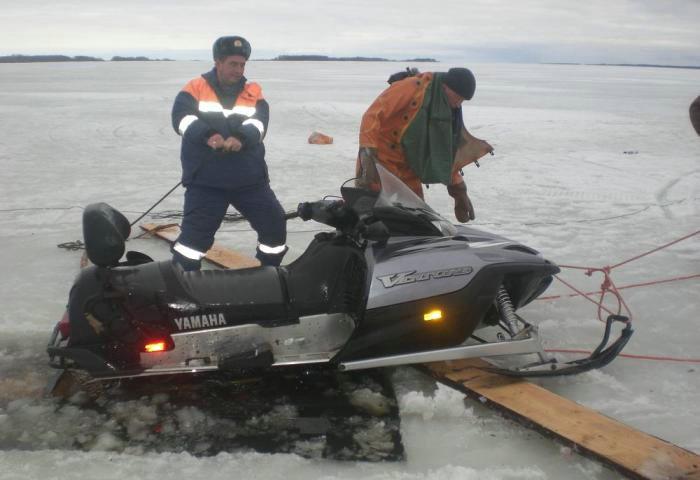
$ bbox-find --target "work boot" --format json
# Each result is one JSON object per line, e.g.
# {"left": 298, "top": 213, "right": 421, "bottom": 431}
{"left": 172, "top": 250, "right": 202, "bottom": 271}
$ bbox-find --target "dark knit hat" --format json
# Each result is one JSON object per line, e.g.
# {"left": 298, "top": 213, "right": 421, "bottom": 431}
{"left": 213, "top": 36, "right": 252, "bottom": 60}
{"left": 690, "top": 95, "right": 700, "bottom": 135}
{"left": 443, "top": 67, "right": 476, "bottom": 100}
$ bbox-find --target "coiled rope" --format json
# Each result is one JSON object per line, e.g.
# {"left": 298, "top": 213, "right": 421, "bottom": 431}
{"left": 540, "top": 229, "right": 700, "bottom": 364}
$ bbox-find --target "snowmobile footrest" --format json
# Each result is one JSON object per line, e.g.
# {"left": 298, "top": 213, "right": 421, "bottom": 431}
{"left": 218, "top": 343, "right": 274, "bottom": 371}
{"left": 47, "top": 346, "right": 117, "bottom": 376}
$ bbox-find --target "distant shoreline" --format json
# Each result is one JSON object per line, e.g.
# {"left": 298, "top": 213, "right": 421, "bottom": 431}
{"left": 267, "top": 55, "right": 437, "bottom": 62}
{"left": 542, "top": 62, "right": 700, "bottom": 70}
{"left": 0, "top": 54, "right": 437, "bottom": 64}
{"left": 0, "top": 54, "right": 174, "bottom": 63}
{"left": 1, "top": 55, "right": 697, "bottom": 69}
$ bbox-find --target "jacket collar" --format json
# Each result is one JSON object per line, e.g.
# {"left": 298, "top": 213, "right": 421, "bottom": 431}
{"left": 203, "top": 68, "right": 247, "bottom": 98}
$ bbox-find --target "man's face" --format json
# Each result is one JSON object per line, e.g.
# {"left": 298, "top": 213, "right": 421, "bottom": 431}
{"left": 215, "top": 55, "right": 247, "bottom": 86}
{"left": 443, "top": 84, "right": 465, "bottom": 109}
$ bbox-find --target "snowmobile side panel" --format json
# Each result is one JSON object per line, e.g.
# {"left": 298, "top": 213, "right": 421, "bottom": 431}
{"left": 139, "top": 312, "right": 356, "bottom": 373}
{"left": 367, "top": 230, "right": 555, "bottom": 310}
{"left": 337, "top": 262, "right": 557, "bottom": 361}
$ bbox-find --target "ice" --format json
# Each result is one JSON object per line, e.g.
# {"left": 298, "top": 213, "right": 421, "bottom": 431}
{"left": 398, "top": 383, "right": 474, "bottom": 421}
{"left": 0, "top": 60, "right": 698, "bottom": 479}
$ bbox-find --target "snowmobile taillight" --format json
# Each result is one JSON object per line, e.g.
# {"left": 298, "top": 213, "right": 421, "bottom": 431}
{"left": 423, "top": 309, "right": 443, "bottom": 322}
{"left": 143, "top": 340, "right": 170, "bottom": 353}
{"left": 58, "top": 310, "right": 70, "bottom": 339}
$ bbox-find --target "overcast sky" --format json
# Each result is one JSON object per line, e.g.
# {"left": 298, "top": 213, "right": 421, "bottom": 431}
{"left": 2, "top": 0, "right": 699, "bottom": 65}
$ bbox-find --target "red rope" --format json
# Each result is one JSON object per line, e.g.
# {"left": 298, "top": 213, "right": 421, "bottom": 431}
{"left": 548, "top": 229, "right": 700, "bottom": 322}
{"left": 551, "top": 274, "right": 624, "bottom": 319}
{"left": 546, "top": 348, "right": 700, "bottom": 364}
{"left": 540, "top": 230, "right": 700, "bottom": 365}
{"left": 608, "top": 229, "right": 699, "bottom": 270}
{"left": 538, "top": 273, "right": 700, "bottom": 300}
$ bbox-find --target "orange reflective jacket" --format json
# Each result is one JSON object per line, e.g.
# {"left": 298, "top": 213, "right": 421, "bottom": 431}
{"left": 358, "top": 73, "right": 434, "bottom": 195}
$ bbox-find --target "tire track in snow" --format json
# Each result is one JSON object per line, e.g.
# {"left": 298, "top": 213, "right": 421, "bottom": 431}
{"left": 656, "top": 168, "right": 700, "bottom": 219}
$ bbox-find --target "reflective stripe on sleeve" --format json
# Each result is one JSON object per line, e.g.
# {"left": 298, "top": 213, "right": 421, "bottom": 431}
{"left": 173, "top": 242, "right": 207, "bottom": 260}
{"left": 178, "top": 115, "right": 198, "bottom": 135}
{"left": 258, "top": 243, "right": 287, "bottom": 254}
{"left": 231, "top": 105, "right": 257, "bottom": 117}
{"left": 199, "top": 101, "right": 224, "bottom": 113}
{"left": 242, "top": 118, "right": 265, "bottom": 134}
{"left": 198, "top": 102, "right": 257, "bottom": 119}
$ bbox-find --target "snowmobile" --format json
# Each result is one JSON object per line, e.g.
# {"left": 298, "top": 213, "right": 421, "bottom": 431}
{"left": 47, "top": 164, "right": 632, "bottom": 382}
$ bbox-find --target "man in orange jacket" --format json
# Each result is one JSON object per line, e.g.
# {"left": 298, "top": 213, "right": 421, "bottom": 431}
{"left": 357, "top": 67, "right": 493, "bottom": 222}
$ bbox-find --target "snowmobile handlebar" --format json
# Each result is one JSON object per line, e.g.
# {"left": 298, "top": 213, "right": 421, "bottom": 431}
{"left": 296, "top": 200, "right": 360, "bottom": 232}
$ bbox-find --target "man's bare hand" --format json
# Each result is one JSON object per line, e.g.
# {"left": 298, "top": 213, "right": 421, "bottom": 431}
{"left": 207, "top": 133, "right": 225, "bottom": 149}
{"left": 223, "top": 137, "right": 243, "bottom": 152}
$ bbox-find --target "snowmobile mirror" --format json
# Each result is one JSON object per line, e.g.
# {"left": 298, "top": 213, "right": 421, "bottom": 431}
{"left": 82, "top": 203, "right": 131, "bottom": 267}
{"left": 363, "top": 220, "right": 390, "bottom": 243}
{"left": 340, "top": 185, "right": 378, "bottom": 215}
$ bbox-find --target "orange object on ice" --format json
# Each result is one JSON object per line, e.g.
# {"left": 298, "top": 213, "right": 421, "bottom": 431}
{"left": 308, "top": 131, "right": 333, "bottom": 144}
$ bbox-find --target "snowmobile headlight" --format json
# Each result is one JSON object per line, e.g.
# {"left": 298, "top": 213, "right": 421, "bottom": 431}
{"left": 423, "top": 309, "right": 443, "bottom": 322}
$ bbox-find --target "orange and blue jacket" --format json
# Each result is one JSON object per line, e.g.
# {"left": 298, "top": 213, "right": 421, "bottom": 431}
{"left": 172, "top": 69, "right": 270, "bottom": 189}
{"left": 359, "top": 72, "right": 463, "bottom": 196}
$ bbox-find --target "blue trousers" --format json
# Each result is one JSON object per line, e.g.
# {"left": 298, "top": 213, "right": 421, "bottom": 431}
{"left": 174, "top": 183, "right": 287, "bottom": 269}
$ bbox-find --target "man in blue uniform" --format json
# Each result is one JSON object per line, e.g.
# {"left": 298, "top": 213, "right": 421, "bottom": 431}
{"left": 171, "top": 36, "right": 287, "bottom": 270}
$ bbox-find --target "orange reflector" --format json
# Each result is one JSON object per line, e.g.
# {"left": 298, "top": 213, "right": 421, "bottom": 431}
{"left": 423, "top": 309, "right": 443, "bottom": 322}
{"left": 144, "top": 341, "right": 167, "bottom": 353}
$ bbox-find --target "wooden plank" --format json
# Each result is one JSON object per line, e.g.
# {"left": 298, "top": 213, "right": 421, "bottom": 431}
{"left": 421, "top": 359, "right": 700, "bottom": 480}
{"left": 139, "top": 223, "right": 260, "bottom": 269}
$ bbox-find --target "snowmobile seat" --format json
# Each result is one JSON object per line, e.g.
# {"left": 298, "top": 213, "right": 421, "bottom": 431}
{"left": 162, "top": 263, "right": 289, "bottom": 325}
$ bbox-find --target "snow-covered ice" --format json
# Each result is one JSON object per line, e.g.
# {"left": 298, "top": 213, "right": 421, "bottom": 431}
{"left": 0, "top": 60, "right": 698, "bottom": 479}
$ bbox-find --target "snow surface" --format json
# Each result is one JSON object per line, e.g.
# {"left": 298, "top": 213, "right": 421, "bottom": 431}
{"left": 0, "top": 60, "right": 698, "bottom": 479}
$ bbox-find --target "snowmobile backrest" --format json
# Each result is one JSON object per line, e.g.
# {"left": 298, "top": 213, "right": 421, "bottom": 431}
{"left": 82, "top": 202, "right": 131, "bottom": 267}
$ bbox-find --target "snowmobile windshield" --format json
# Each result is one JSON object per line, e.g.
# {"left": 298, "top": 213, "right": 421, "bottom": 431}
{"left": 372, "top": 164, "right": 457, "bottom": 237}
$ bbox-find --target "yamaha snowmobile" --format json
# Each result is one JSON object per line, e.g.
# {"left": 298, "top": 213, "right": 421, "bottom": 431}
{"left": 47, "top": 164, "right": 632, "bottom": 381}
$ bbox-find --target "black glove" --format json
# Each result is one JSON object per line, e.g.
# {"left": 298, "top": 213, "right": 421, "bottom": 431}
{"left": 447, "top": 182, "right": 474, "bottom": 223}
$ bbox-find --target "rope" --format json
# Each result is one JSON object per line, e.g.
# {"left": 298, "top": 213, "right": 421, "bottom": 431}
{"left": 538, "top": 273, "right": 700, "bottom": 301}
{"left": 546, "top": 348, "right": 700, "bottom": 364}
{"left": 128, "top": 181, "right": 182, "bottom": 227}
{"left": 541, "top": 229, "right": 700, "bottom": 365}
{"left": 553, "top": 270, "right": 632, "bottom": 322}
{"left": 149, "top": 208, "right": 299, "bottom": 224}
{"left": 132, "top": 223, "right": 179, "bottom": 240}
{"left": 57, "top": 240, "right": 85, "bottom": 251}
{"left": 550, "top": 229, "right": 699, "bottom": 321}
{"left": 608, "top": 229, "right": 699, "bottom": 270}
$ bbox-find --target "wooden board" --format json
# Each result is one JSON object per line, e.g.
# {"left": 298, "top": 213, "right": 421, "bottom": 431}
{"left": 421, "top": 359, "right": 700, "bottom": 480}
{"left": 140, "top": 223, "right": 260, "bottom": 269}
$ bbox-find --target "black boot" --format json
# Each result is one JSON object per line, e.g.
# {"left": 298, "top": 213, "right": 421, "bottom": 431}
{"left": 256, "top": 246, "right": 288, "bottom": 267}
{"left": 172, "top": 250, "right": 202, "bottom": 271}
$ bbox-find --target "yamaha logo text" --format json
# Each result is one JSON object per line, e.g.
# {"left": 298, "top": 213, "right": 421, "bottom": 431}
{"left": 174, "top": 313, "right": 227, "bottom": 331}
{"left": 377, "top": 266, "right": 474, "bottom": 288}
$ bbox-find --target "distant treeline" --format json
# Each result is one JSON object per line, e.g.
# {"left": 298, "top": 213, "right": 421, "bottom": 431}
{"left": 0, "top": 54, "right": 103, "bottom": 63}
{"left": 0, "top": 54, "right": 173, "bottom": 63}
{"left": 272, "top": 55, "right": 437, "bottom": 62}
